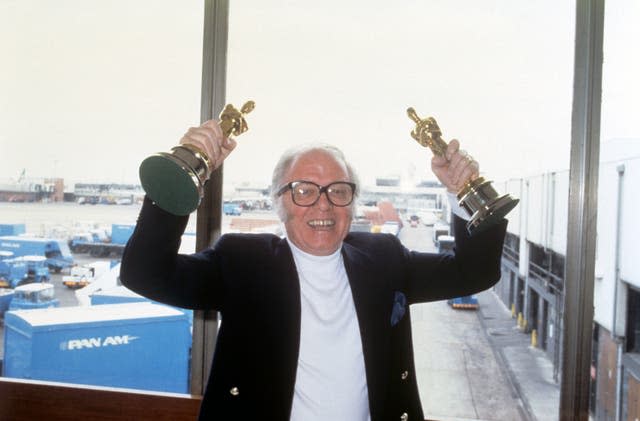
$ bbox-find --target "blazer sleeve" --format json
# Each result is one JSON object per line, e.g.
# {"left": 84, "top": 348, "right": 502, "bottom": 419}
{"left": 119, "top": 197, "right": 224, "bottom": 310}
{"left": 404, "top": 214, "right": 507, "bottom": 304}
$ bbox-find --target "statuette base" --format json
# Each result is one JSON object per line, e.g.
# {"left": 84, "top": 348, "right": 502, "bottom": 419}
{"left": 139, "top": 147, "right": 205, "bottom": 216}
{"left": 139, "top": 101, "right": 254, "bottom": 215}
{"left": 458, "top": 177, "right": 519, "bottom": 234}
{"left": 406, "top": 108, "right": 519, "bottom": 235}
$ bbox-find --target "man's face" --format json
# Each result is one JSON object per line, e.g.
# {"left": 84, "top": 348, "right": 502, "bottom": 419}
{"left": 280, "top": 150, "right": 353, "bottom": 256}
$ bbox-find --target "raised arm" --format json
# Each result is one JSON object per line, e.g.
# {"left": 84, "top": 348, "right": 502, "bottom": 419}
{"left": 120, "top": 118, "right": 237, "bottom": 309}
{"left": 404, "top": 214, "right": 506, "bottom": 304}
{"left": 405, "top": 136, "right": 506, "bottom": 302}
{"left": 119, "top": 197, "right": 225, "bottom": 310}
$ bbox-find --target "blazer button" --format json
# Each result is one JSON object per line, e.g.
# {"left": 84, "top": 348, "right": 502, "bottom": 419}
{"left": 401, "top": 370, "right": 409, "bottom": 380}
{"left": 400, "top": 413, "right": 409, "bottom": 421}
{"left": 230, "top": 386, "right": 239, "bottom": 396}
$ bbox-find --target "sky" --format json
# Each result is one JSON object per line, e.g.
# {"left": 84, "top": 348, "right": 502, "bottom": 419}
{"left": 0, "top": 0, "right": 638, "bottom": 188}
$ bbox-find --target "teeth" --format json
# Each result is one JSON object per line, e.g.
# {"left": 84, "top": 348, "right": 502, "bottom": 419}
{"left": 308, "top": 219, "right": 335, "bottom": 227}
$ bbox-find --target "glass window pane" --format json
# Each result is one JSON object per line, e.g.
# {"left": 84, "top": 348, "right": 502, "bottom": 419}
{"left": 227, "top": 1, "right": 574, "bottom": 419}
{"left": 0, "top": 0, "right": 203, "bottom": 393}
{"left": 593, "top": 2, "right": 640, "bottom": 419}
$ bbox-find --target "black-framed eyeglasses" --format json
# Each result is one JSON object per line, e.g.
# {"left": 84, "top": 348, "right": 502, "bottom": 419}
{"left": 276, "top": 180, "right": 356, "bottom": 207}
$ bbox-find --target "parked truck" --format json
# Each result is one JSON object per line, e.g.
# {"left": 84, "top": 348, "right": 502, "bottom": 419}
{"left": 0, "top": 258, "right": 29, "bottom": 288}
{"left": 62, "top": 260, "right": 115, "bottom": 289}
{"left": 9, "top": 282, "right": 59, "bottom": 310}
{"left": 68, "top": 224, "right": 135, "bottom": 257}
{"left": 11, "top": 255, "right": 50, "bottom": 283}
{"left": 223, "top": 202, "right": 242, "bottom": 216}
{"left": 0, "top": 288, "right": 15, "bottom": 317}
{"left": 432, "top": 223, "right": 450, "bottom": 245}
{"left": 3, "top": 302, "right": 191, "bottom": 393}
{"left": 447, "top": 295, "right": 480, "bottom": 309}
{"left": 0, "top": 236, "right": 74, "bottom": 273}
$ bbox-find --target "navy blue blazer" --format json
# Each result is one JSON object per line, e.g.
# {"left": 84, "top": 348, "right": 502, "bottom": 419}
{"left": 120, "top": 199, "right": 507, "bottom": 421}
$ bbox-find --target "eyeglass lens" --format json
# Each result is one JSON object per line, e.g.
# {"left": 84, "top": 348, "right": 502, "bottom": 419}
{"left": 291, "top": 182, "right": 353, "bottom": 207}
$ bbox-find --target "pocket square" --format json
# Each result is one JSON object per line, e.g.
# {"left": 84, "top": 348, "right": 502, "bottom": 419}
{"left": 390, "top": 291, "right": 407, "bottom": 326}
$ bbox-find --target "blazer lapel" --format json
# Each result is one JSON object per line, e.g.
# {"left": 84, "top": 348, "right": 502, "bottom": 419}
{"left": 342, "top": 242, "right": 392, "bottom": 420}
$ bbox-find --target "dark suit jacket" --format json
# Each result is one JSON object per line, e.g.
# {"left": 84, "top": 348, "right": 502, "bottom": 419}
{"left": 120, "top": 199, "right": 507, "bottom": 421}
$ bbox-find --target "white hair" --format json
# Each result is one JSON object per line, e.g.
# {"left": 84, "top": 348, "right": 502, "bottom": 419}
{"left": 270, "top": 143, "right": 360, "bottom": 221}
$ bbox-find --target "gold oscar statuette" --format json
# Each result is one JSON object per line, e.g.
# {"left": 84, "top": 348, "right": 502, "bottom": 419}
{"left": 139, "top": 101, "right": 255, "bottom": 216}
{"left": 407, "top": 107, "right": 518, "bottom": 235}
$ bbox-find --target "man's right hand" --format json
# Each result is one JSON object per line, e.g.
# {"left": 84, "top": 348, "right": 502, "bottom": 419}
{"left": 179, "top": 120, "right": 237, "bottom": 173}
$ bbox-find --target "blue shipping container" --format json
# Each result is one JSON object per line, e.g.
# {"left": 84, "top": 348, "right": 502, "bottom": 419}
{"left": 90, "top": 286, "right": 150, "bottom": 306}
{"left": 110, "top": 224, "right": 135, "bottom": 245}
{"left": 0, "top": 224, "right": 26, "bottom": 236}
{"left": 0, "top": 236, "right": 74, "bottom": 272}
{"left": 91, "top": 286, "right": 194, "bottom": 326}
{"left": 3, "top": 302, "right": 191, "bottom": 393}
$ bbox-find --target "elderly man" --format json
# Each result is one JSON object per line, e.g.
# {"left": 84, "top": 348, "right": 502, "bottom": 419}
{"left": 120, "top": 118, "right": 507, "bottom": 421}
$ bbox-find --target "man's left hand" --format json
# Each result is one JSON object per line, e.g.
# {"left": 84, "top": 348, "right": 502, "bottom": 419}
{"left": 431, "top": 139, "right": 479, "bottom": 193}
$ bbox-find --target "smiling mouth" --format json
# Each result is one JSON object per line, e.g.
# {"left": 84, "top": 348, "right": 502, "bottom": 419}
{"left": 308, "top": 219, "right": 335, "bottom": 228}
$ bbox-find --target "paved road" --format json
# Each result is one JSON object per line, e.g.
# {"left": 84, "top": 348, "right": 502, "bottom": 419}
{"left": 400, "top": 223, "right": 527, "bottom": 421}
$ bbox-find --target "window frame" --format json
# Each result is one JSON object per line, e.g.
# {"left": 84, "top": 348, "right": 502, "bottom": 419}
{"left": 190, "top": 0, "right": 229, "bottom": 395}
{"left": 0, "top": 1, "right": 604, "bottom": 419}
{"left": 560, "top": 0, "right": 604, "bottom": 418}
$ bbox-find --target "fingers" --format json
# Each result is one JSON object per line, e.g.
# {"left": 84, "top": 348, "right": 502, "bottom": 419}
{"left": 430, "top": 138, "right": 480, "bottom": 192}
{"left": 431, "top": 154, "right": 448, "bottom": 170}
{"left": 220, "top": 137, "right": 238, "bottom": 160}
{"left": 448, "top": 147, "right": 479, "bottom": 190}
{"left": 456, "top": 156, "right": 479, "bottom": 189}
{"left": 179, "top": 119, "right": 234, "bottom": 171}
{"left": 182, "top": 126, "right": 219, "bottom": 162}
{"left": 445, "top": 139, "right": 460, "bottom": 160}
{"left": 432, "top": 138, "right": 459, "bottom": 172}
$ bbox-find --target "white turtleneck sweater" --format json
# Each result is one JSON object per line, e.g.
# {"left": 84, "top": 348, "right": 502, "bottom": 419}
{"left": 287, "top": 240, "right": 371, "bottom": 421}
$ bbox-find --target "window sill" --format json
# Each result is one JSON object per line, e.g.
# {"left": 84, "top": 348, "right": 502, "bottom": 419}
{"left": 0, "top": 377, "right": 202, "bottom": 420}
